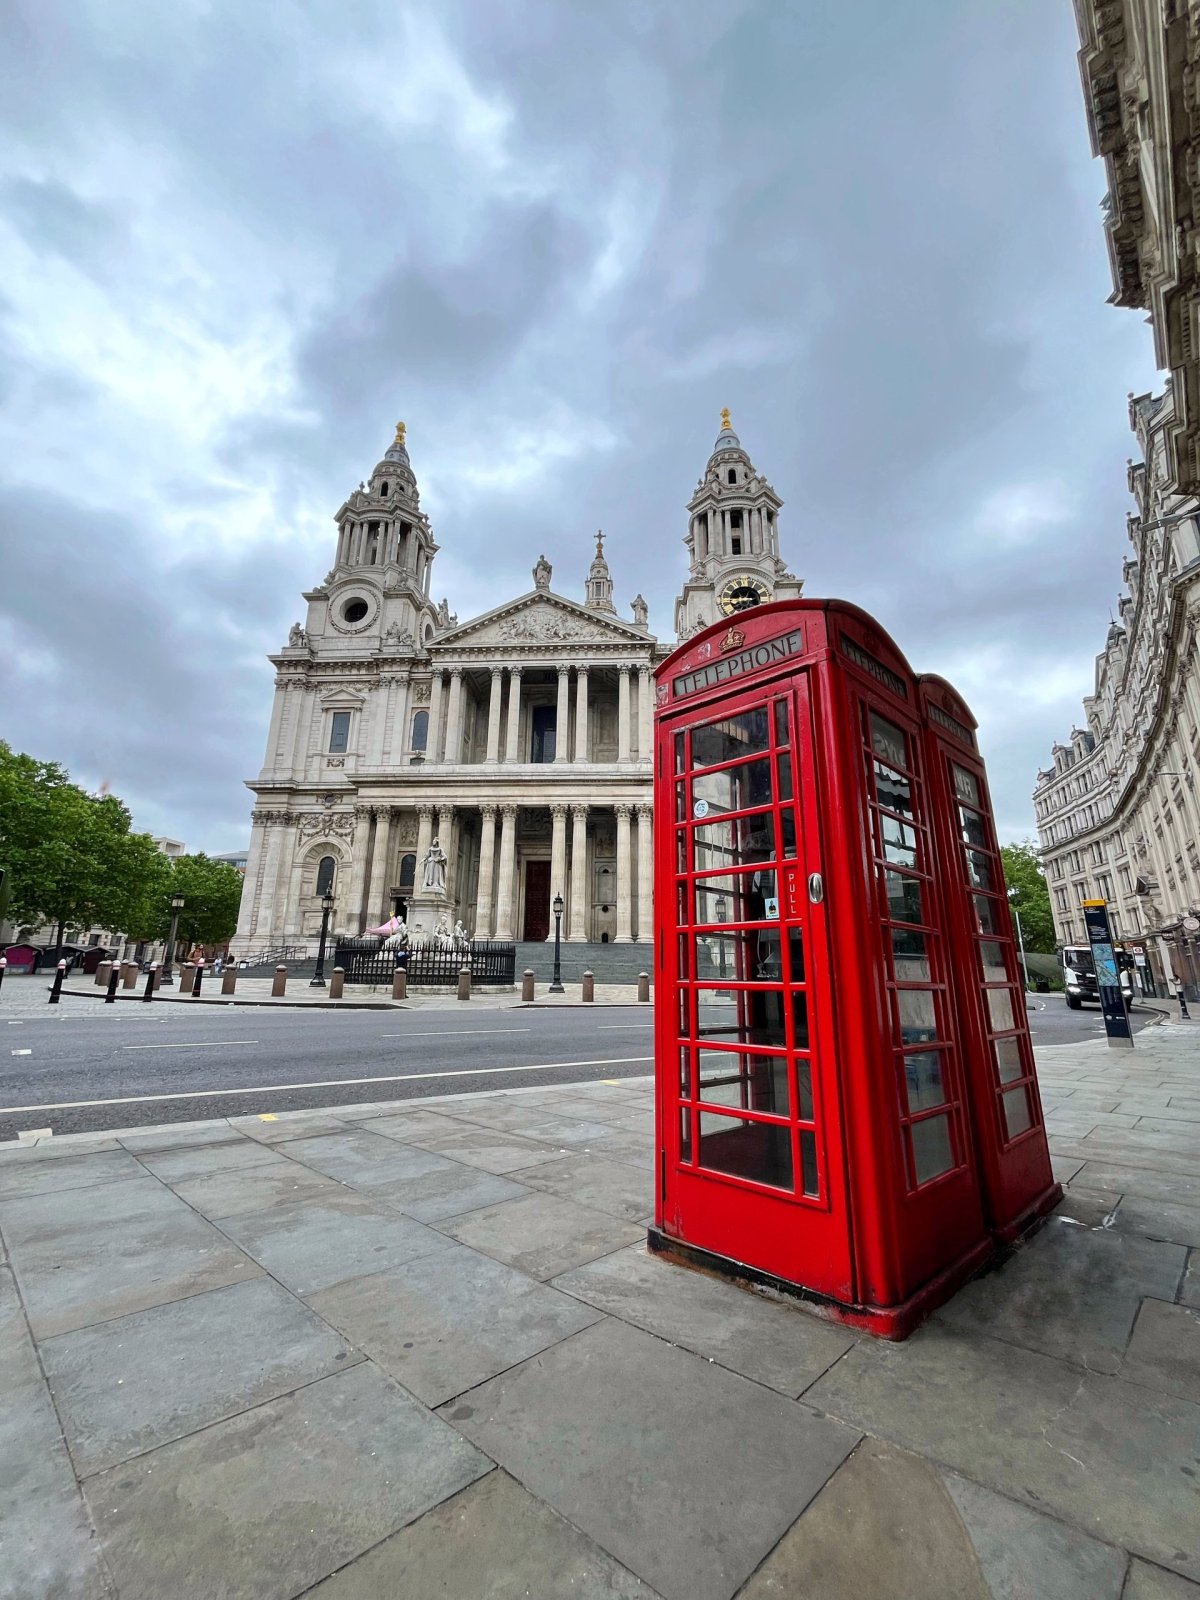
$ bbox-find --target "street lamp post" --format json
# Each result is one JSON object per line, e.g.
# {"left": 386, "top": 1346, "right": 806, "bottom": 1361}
{"left": 1006, "top": 886, "right": 1030, "bottom": 990}
{"left": 549, "top": 892, "right": 565, "bottom": 994}
{"left": 311, "top": 891, "right": 336, "bottom": 988}
{"left": 162, "top": 892, "right": 185, "bottom": 987}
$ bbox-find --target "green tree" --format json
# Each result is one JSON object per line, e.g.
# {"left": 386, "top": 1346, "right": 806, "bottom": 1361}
{"left": 999, "top": 839, "right": 1056, "bottom": 954}
{"left": 157, "top": 855, "right": 245, "bottom": 949}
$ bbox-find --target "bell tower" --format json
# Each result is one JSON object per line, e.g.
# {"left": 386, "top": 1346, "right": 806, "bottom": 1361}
{"left": 673, "top": 411, "right": 802, "bottom": 641}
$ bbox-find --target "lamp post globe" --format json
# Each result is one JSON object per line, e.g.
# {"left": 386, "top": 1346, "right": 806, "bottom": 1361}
{"left": 163, "top": 892, "right": 186, "bottom": 987}
{"left": 311, "top": 891, "right": 336, "bottom": 987}
{"left": 550, "top": 891, "right": 565, "bottom": 994}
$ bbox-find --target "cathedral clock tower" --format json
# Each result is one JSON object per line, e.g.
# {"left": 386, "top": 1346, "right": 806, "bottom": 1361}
{"left": 673, "top": 411, "right": 802, "bottom": 641}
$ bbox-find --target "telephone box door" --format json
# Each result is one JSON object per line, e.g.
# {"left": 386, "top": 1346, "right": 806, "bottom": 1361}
{"left": 657, "top": 670, "right": 853, "bottom": 1302}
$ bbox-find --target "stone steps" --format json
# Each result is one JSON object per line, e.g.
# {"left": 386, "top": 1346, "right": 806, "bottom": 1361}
{"left": 512, "top": 941, "right": 653, "bottom": 984}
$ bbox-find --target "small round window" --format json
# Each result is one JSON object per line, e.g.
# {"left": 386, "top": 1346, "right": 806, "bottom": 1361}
{"left": 342, "top": 598, "right": 369, "bottom": 624}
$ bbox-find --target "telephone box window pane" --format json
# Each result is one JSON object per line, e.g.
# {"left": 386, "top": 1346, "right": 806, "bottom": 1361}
{"left": 884, "top": 871, "right": 924, "bottom": 926}
{"left": 965, "top": 851, "right": 995, "bottom": 891}
{"left": 680, "top": 1107, "right": 692, "bottom": 1160}
{"left": 892, "top": 927, "right": 926, "bottom": 959}
{"left": 694, "top": 930, "right": 742, "bottom": 980}
{"left": 698, "top": 1050, "right": 790, "bottom": 1115}
{"left": 1002, "top": 1086, "right": 1033, "bottom": 1138}
{"left": 696, "top": 989, "right": 786, "bottom": 1047}
{"left": 882, "top": 814, "right": 918, "bottom": 868}
{"left": 986, "top": 988, "right": 1016, "bottom": 1032}
{"left": 691, "top": 710, "right": 771, "bottom": 770}
{"left": 679, "top": 1048, "right": 691, "bottom": 1097}
{"left": 953, "top": 766, "right": 980, "bottom": 806}
{"left": 870, "top": 712, "right": 908, "bottom": 769}
{"left": 874, "top": 763, "right": 913, "bottom": 818}
{"left": 800, "top": 1130, "right": 819, "bottom": 1197}
{"left": 893, "top": 952, "right": 932, "bottom": 984}
{"left": 677, "top": 936, "right": 690, "bottom": 979}
{"left": 994, "top": 1037, "right": 1024, "bottom": 1084}
{"left": 792, "top": 989, "right": 810, "bottom": 1049}
{"left": 679, "top": 988, "right": 690, "bottom": 1037}
{"left": 788, "top": 928, "right": 805, "bottom": 984}
{"left": 752, "top": 929, "right": 784, "bottom": 981}
{"left": 910, "top": 1114, "right": 954, "bottom": 1185}
{"left": 959, "top": 808, "right": 989, "bottom": 851}
{"left": 674, "top": 732, "right": 686, "bottom": 772}
{"left": 774, "top": 700, "right": 789, "bottom": 745}
{"left": 903, "top": 1051, "right": 947, "bottom": 1112}
{"left": 973, "top": 895, "right": 998, "bottom": 935}
{"left": 675, "top": 784, "right": 686, "bottom": 822}
{"left": 698, "top": 1113, "right": 793, "bottom": 1190}
{"left": 979, "top": 941, "right": 1007, "bottom": 984}
{"left": 897, "top": 989, "right": 937, "bottom": 1045}
{"left": 778, "top": 753, "right": 793, "bottom": 800}
{"left": 693, "top": 758, "right": 773, "bottom": 816}
{"left": 694, "top": 813, "right": 777, "bottom": 869}
{"left": 695, "top": 872, "right": 777, "bottom": 924}
{"left": 780, "top": 809, "right": 797, "bottom": 856}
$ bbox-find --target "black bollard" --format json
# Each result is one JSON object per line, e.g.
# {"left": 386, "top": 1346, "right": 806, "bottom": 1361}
{"left": 142, "top": 964, "right": 157, "bottom": 1002}
{"left": 48, "top": 959, "right": 67, "bottom": 1004}
{"left": 192, "top": 959, "right": 205, "bottom": 998}
{"left": 105, "top": 963, "right": 121, "bottom": 1004}
{"left": 0, "top": 956, "right": 6, "bottom": 996}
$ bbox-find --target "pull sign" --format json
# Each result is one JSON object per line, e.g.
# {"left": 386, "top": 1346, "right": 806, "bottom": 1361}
{"left": 808, "top": 872, "right": 824, "bottom": 905}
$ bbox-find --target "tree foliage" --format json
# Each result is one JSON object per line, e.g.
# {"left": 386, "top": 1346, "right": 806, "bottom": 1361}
{"left": 998, "top": 839, "right": 1056, "bottom": 954}
{"left": 159, "top": 855, "right": 245, "bottom": 948}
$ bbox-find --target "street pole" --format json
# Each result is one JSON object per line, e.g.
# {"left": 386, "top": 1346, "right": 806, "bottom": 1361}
{"left": 1007, "top": 887, "right": 1029, "bottom": 990}
{"left": 310, "top": 892, "right": 335, "bottom": 987}
{"left": 550, "top": 892, "right": 565, "bottom": 994}
{"left": 163, "top": 892, "right": 185, "bottom": 988}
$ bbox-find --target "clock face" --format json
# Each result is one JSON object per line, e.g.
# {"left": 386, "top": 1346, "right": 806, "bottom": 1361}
{"left": 718, "top": 574, "right": 770, "bottom": 615}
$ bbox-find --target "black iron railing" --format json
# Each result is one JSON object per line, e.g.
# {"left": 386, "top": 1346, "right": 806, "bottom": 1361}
{"left": 334, "top": 938, "right": 516, "bottom": 987}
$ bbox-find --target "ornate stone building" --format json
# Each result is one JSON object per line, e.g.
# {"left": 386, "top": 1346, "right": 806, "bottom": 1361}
{"left": 1033, "top": 386, "right": 1200, "bottom": 991}
{"left": 232, "top": 414, "right": 799, "bottom": 954}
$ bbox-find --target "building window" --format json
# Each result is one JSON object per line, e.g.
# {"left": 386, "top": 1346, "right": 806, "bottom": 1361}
{"left": 398, "top": 853, "right": 416, "bottom": 890}
{"left": 730, "top": 509, "right": 743, "bottom": 529}
{"left": 329, "top": 712, "right": 351, "bottom": 753}
{"left": 731, "top": 536, "right": 742, "bottom": 556}
{"left": 531, "top": 705, "right": 557, "bottom": 763}
{"left": 727, "top": 468, "right": 737, "bottom": 485}
{"left": 411, "top": 710, "right": 429, "bottom": 751}
{"left": 380, "top": 481, "right": 389, "bottom": 496}
{"left": 316, "top": 856, "right": 336, "bottom": 896}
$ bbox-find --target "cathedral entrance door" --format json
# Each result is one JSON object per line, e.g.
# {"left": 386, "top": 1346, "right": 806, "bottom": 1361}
{"left": 523, "top": 860, "right": 551, "bottom": 941}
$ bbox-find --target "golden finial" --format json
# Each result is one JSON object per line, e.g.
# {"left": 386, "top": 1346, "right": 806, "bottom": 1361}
{"left": 720, "top": 407, "right": 732, "bottom": 431}
{"left": 393, "top": 420, "right": 406, "bottom": 446}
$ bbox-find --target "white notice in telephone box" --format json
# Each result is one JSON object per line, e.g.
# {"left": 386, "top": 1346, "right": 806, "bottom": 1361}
{"left": 764, "top": 897, "right": 780, "bottom": 919}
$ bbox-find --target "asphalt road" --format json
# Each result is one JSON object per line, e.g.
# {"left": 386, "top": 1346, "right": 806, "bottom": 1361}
{"left": 0, "top": 986, "right": 1163, "bottom": 1141}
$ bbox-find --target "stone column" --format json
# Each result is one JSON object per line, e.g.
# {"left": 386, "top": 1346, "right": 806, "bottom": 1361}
{"left": 505, "top": 666, "right": 523, "bottom": 763}
{"left": 636, "top": 804, "right": 653, "bottom": 943}
{"left": 618, "top": 666, "right": 632, "bottom": 761}
{"left": 550, "top": 803, "right": 568, "bottom": 926}
{"left": 414, "top": 805, "right": 434, "bottom": 894}
{"left": 569, "top": 803, "right": 588, "bottom": 941}
{"left": 428, "top": 670, "right": 445, "bottom": 762}
{"left": 574, "top": 667, "right": 590, "bottom": 762}
{"left": 444, "top": 668, "right": 464, "bottom": 764}
{"left": 343, "top": 807, "right": 375, "bottom": 935}
{"left": 364, "top": 807, "right": 394, "bottom": 928}
{"left": 555, "top": 667, "right": 571, "bottom": 763}
{"left": 485, "top": 668, "right": 504, "bottom": 762}
{"left": 616, "top": 804, "right": 633, "bottom": 943}
{"left": 638, "top": 665, "right": 653, "bottom": 761}
{"left": 494, "top": 804, "right": 519, "bottom": 939}
{"left": 475, "top": 804, "right": 497, "bottom": 937}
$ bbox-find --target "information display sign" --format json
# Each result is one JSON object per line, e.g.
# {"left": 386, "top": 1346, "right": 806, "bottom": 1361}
{"left": 1082, "top": 899, "right": 1134, "bottom": 1050}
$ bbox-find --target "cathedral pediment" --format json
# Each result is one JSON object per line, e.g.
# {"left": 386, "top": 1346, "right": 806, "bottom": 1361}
{"left": 434, "top": 591, "right": 650, "bottom": 650}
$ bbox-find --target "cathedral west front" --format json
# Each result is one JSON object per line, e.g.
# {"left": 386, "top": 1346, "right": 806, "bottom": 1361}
{"left": 231, "top": 413, "right": 801, "bottom": 955}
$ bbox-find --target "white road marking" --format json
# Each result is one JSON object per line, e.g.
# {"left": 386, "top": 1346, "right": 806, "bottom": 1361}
{"left": 377, "top": 1029, "right": 532, "bottom": 1038}
{"left": 122, "top": 1041, "right": 260, "bottom": 1050}
{"left": 597, "top": 1024, "right": 653, "bottom": 1030}
{"left": 0, "top": 1057, "right": 654, "bottom": 1115}
{"left": 11, "top": 1049, "right": 32, "bottom": 1056}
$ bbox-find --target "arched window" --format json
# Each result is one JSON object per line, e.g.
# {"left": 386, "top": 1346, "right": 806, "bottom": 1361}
{"left": 316, "top": 856, "right": 336, "bottom": 896}
{"left": 411, "top": 709, "right": 429, "bottom": 751}
{"left": 399, "top": 853, "right": 416, "bottom": 890}
{"left": 380, "top": 480, "right": 389, "bottom": 496}
{"left": 727, "top": 468, "right": 736, "bottom": 485}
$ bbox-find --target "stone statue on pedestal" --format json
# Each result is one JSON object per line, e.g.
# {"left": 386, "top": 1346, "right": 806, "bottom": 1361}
{"left": 422, "top": 838, "right": 448, "bottom": 895}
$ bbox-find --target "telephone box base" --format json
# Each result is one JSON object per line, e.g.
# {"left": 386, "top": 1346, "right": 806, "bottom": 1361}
{"left": 989, "top": 1181, "right": 1062, "bottom": 1247}
{"left": 646, "top": 1225, "right": 995, "bottom": 1342}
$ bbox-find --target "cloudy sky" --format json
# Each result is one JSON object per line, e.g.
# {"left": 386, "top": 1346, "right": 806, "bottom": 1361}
{"left": 0, "top": 0, "right": 1160, "bottom": 851}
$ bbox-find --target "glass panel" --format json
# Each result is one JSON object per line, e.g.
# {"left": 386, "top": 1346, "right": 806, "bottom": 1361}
{"left": 986, "top": 988, "right": 1016, "bottom": 1031}
{"left": 787, "top": 928, "right": 805, "bottom": 984}
{"left": 675, "top": 783, "right": 686, "bottom": 822}
{"left": 679, "top": 1047, "right": 691, "bottom": 1097}
{"left": 696, "top": 988, "right": 786, "bottom": 1047}
{"left": 882, "top": 813, "right": 918, "bottom": 868}
{"left": 693, "top": 930, "right": 751, "bottom": 981}
{"left": 780, "top": 809, "right": 797, "bottom": 857}
{"left": 910, "top": 1114, "right": 954, "bottom": 1184}
{"left": 795, "top": 1058, "right": 814, "bottom": 1121}
{"left": 677, "top": 935, "right": 690, "bottom": 979}
{"left": 953, "top": 766, "right": 980, "bottom": 806}
{"left": 870, "top": 712, "right": 908, "bottom": 768}
{"left": 959, "top": 807, "right": 989, "bottom": 851}
{"left": 676, "top": 832, "right": 688, "bottom": 873}
{"left": 973, "top": 895, "right": 999, "bottom": 935}
{"left": 903, "top": 1050, "right": 947, "bottom": 1112}
{"left": 693, "top": 812, "right": 777, "bottom": 870}
{"left": 994, "top": 1037, "right": 1024, "bottom": 1084}
{"left": 1002, "top": 1086, "right": 1033, "bottom": 1138}
{"left": 751, "top": 929, "right": 784, "bottom": 980}
{"left": 676, "top": 882, "right": 688, "bottom": 926}
{"left": 874, "top": 763, "right": 913, "bottom": 818}
{"left": 774, "top": 700, "right": 789, "bottom": 745}
{"left": 778, "top": 753, "right": 793, "bottom": 801}
{"left": 897, "top": 989, "right": 938, "bottom": 1045}
{"left": 979, "top": 940, "right": 1007, "bottom": 984}
{"left": 884, "top": 871, "right": 924, "bottom": 926}
{"left": 674, "top": 731, "right": 686, "bottom": 773}
{"left": 693, "top": 758, "right": 773, "bottom": 817}
{"left": 965, "top": 850, "right": 995, "bottom": 891}
{"left": 698, "top": 1113, "right": 793, "bottom": 1189}
{"left": 691, "top": 709, "right": 771, "bottom": 770}
{"left": 800, "top": 1129, "right": 819, "bottom": 1197}
{"left": 695, "top": 872, "right": 777, "bottom": 925}
{"left": 894, "top": 952, "right": 932, "bottom": 984}
{"left": 680, "top": 1105, "right": 692, "bottom": 1160}
{"left": 698, "top": 1049, "right": 789, "bottom": 1115}
{"left": 792, "top": 989, "right": 809, "bottom": 1049}
{"left": 892, "top": 927, "right": 926, "bottom": 959}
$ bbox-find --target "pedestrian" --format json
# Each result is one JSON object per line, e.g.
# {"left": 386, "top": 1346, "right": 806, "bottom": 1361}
{"left": 1174, "top": 975, "right": 1191, "bottom": 1020}
{"left": 212, "top": 954, "right": 224, "bottom": 977}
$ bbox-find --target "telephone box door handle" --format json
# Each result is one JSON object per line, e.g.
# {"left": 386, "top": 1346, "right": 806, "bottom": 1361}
{"left": 808, "top": 872, "right": 824, "bottom": 904}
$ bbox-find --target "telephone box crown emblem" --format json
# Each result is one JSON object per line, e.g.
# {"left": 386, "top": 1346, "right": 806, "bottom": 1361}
{"left": 720, "top": 626, "right": 747, "bottom": 653}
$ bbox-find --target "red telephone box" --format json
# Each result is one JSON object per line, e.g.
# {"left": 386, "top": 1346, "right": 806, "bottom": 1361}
{"left": 649, "top": 599, "right": 1060, "bottom": 1338}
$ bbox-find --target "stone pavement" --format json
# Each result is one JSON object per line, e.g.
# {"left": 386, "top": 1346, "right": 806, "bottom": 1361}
{"left": 1, "top": 1025, "right": 1197, "bottom": 1599}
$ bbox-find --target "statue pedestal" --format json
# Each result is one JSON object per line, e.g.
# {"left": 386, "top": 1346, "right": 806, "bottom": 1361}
{"left": 405, "top": 893, "right": 448, "bottom": 943}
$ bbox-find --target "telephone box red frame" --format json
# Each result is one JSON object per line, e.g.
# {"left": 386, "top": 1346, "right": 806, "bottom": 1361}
{"left": 649, "top": 598, "right": 1060, "bottom": 1338}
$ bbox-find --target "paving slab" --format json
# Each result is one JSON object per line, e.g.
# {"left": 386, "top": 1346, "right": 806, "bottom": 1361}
{"left": 436, "top": 1191, "right": 643, "bottom": 1279}
{"left": 83, "top": 1362, "right": 491, "bottom": 1600}
{"left": 805, "top": 1320, "right": 1200, "bottom": 1582}
{"left": 347, "top": 1108, "right": 477, "bottom": 1141}
{"left": 1183, "top": 1254, "right": 1199, "bottom": 1308}
{"left": 273, "top": 1128, "right": 462, "bottom": 1191}
{"left": 3, "top": 1180, "right": 261, "bottom": 1339}
{"left": 406, "top": 1125, "right": 568, "bottom": 1174}
{"left": 1053, "top": 1186, "right": 1121, "bottom": 1229}
{"left": 169, "top": 1160, "right": 343, "bottom": 1221}
{"left": 308, "top": 1241, "right": 603, "bottom": 1406}
{"left": 227, "top": 1113, "right": 353, "bottom": 1143}
{"left": 0, "top": 1266, "right": 111, "bottom": 1600}
{"left": 1126, "top": 1559, "right": 1200, "bottom": 1598}
{"left": 40, "top": 1276, "right": 359, "bottom": 1475}
{"left": 588, "top": 1130, "right": 657, "bottom": 1167}
{"left": 439, "top": 1317, "right": 858, "bottom": 1600}
{"left": 737, "top": 1437, "right": 1126, "bottom": 1600}
{"left": 0, "top": 1146, "right": 147, "bottom": 1200}
{"left": 366, "top": 1162, "right": 530, "bottom": 1223}
{"left": 218, "top": 1188, "right": 452, "bottom": 1295}
{"left": 306, "top": 1467, "right": 658, "bottom": 1597}
{"left": 936, "top": 1216, "right": 1186, "bottom": 1374}
{"left": 118, "top": 1124, "right": 242, "bottom": 1154}
{"left": 1104, "top": 1193, "right": 1200, "bottom": 1250}
{"left": 553, "top": 1242, "right": 856, "bottom": 1397}
{"left": 519, "top": 1151, "right": 653, "bottom": 1222}
{"left": 132, "top": 1139, "right": 290, "bottom": 1186}
{"left": 1065, "top": 1160, "right": 1200, "bottom": 1208}
{"left": 1121, "top": 1298, "right": 1200, "bottom": 1405}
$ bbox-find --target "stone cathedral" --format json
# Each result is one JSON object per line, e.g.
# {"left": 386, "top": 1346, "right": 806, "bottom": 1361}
{"left": 231, "top": 412, "right": 801, "bottom": 954}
